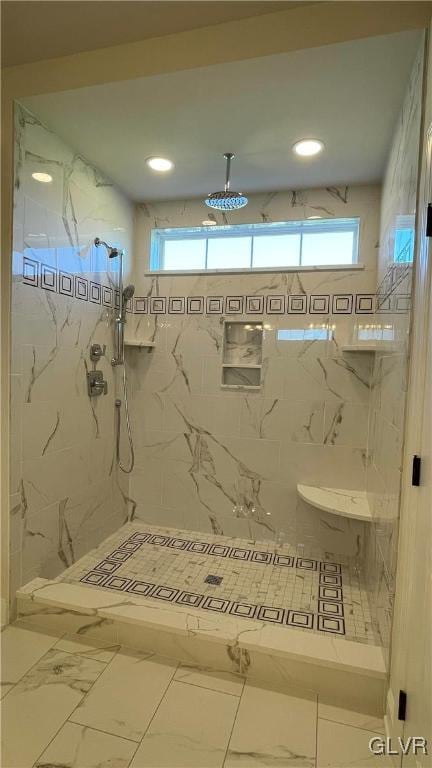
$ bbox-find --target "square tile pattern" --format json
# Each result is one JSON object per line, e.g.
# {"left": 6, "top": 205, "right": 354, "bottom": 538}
{"left": 60, "top": 524, "right": 379, "bottom": 644}
{"left": 22, "top": 259, "right": 380, "bottom": 317}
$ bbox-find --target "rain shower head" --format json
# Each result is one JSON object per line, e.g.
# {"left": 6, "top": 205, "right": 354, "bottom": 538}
{"left": 94, "top": 237, "right": 123, "bottom": 258}
{"left": 205, "top": 153, "right": 248, "bottom": 211}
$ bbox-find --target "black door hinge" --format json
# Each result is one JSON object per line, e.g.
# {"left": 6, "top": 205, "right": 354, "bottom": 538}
{"left": 426, "top": 204, "right": 432, "bottom": 237}
{"left": 398, "top": 690, "right": 407, "bottom": 721}
{"left": 412, "top": 455, "right": 421, "bottom": 487}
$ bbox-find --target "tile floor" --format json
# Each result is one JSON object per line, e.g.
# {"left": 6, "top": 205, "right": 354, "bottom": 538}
{"left": 1, "top": 621, "right": 389, "bottom": 768}
{"left": 60, "top": 522, "right": 380, "bottom": 645}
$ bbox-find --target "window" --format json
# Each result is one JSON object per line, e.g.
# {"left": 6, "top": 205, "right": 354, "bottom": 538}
{"left": 150, "top": 218, "right": 359, "bottom": 272}
{"left": 393, "top": 215, "right": 415, "bottom": 264}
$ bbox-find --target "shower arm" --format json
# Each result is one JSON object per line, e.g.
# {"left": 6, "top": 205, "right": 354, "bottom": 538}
{"left": 224, "top": 152, "right": 234, "bottom": 192}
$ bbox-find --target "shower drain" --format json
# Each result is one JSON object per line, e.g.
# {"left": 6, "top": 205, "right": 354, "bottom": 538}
{"left": 205, "top": 574, "right": 223, "bottom": 585}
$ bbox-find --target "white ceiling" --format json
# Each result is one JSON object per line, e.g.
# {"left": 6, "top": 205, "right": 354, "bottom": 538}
{"left": 23, "top": 30, "right": 421, "bottom": 202}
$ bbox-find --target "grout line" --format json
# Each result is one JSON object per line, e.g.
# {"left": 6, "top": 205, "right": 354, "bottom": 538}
{"left": 222, "top": 675, "right": 244, "bottom": 768}
{"left": 65, "top": 720, "right": 143, "bottom": 745}
{"left": 30, "top": 642, "right": 112, "bottom": 767}
{"left": 125, "top": 659, "right": 180, "bottom": 759}
{"left": 315, "top": 701, "right": 320, "bottom": 768}
{"left": 317, "top": 715, "right": 385, "bottom": 735}
{"left": 58, "top": 639, "right": 121, "bottom": 725}
{"left": 173, "top": 676, "right": 243, "bottom": 699}
{"left": 52, "top": 639, "right": 122, "bottom": 662}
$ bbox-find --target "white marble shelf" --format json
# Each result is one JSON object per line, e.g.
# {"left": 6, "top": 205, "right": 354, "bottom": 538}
{"left": 124, "top": 340, "right": 156, "bottom": 349}
{"left": 222, "top": 363, "right": 261, "bottom": 369}
{"left": 341, "top": 344, "right": 396, "bottom": 353}
{"left": 297, "top": 484, "right": 372, "bottom": 522}
{"left": 221, "top": 384, "right": 260, "bottom": 391}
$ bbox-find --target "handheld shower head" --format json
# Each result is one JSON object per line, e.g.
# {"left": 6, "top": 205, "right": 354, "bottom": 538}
{"left": 122, "top": 284, "right": 135, "bottom": 301}
{"left": 120, "top": 284, "right": 135, "bottom": 321}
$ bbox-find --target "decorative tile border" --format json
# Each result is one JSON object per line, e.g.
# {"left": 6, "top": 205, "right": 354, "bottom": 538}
{"left": 126, "top": 531, "right": 340, "bottom": 572}
{"left": 187, "top": 296, "right": 204, "bottom": 314}
{"left": 288, "top": 295, "right": 307, "bottom": 314}
{"left": 75, "top": 276, "right": 88, "bottom": 301}
{"left": 149, "top": 296, "right": 166, "bottom": 314}
{"left": 81, "top": 565, "right": 345, "bottom": 635}
{"left": 22, "top": 260, "right": 392, "bottom": 319}
{"left": 79, "top": 532, "right": 345, "bottom": 636}
{"left": 90, "top": 281, "right": 101, "bottom": 304}
{"left": 169, "top": 297, "right": 185, "bottom": 314}
{"left": 59, "top": 271, "right": 74, "bottom": 296}
{"left": 134, "top": 296, "right": 147, "bottom": 313}
{"left": 23, "top": 256, "right": 39, "bottom": 287}
{"left": 332, "top": 294, "right": 353, "bottom": 314}
{"left": 225, "top": 296, "right": 244, "bottom": 314}
{"left": 103, "top": 286, "right": 114, "bottom": 307}
{"left": 41, "top": 263, "right": 57, "bottom": 292}
{"left": 266, "top": 295, "right": 285, "bottom": 314}
{"left": 206, "top": 296, "right": 224, "bottom": 314}
{"left": 310, "top": 295, "right": 330, "bottom": 314}
{"left": 246, "top": 296, "right": 264, "bottom": 314}
{"left": 356, "top": 294, "right": 375, "bottom": 314}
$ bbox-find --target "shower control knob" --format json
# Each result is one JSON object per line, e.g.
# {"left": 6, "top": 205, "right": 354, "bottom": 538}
{"left": 90, "top": 343, "right": 106, "bottom": 363}
{"left": 87, "top": 370, "right": 108, "bottom": 397}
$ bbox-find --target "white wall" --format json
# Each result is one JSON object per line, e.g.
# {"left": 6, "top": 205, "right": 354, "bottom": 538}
{"left": 125, "top": 186, "right": 379, "bottom": 568}
{"left": 9, "top": 104, "right": 134, "bottom": 613}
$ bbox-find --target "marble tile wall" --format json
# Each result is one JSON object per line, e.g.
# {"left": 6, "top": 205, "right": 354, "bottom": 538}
{"left": 9, "top": 104, "right": 134, "bottom": 611}
{"left": 126, "top": 185, "right": 381, "bottom": 555}
{"left": 364, "top": 45, "right": 424, "bottom": 657}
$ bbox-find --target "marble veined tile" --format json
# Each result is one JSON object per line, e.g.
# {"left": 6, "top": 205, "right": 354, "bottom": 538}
{"left": 0, "top": 621, "right": 58, "bottom": 699}
{"left": 225, "top": 680, "right": 317, "bottom": 767}
{"left": 173, "top": 663, "right": 244, "bottom": 697}
{"left": 130, "top": 679, "right": 238, "bottom": 767}
{"left": 1, "top": 649, "right": 105, "bottom": 768}
{"left": 70, "top": 648, "right": 178, "bottom": 741}
{"left": 318, "top": 702, "right": 385, "bottom": 734}
{"left": 317, "top": 719, "right": 393, "bottom": 767}
{"left": 54, "top": 633, "right": 121, "bottom": 664}
{"left": 35, "top": 721, "right": 136, "bottom": 768}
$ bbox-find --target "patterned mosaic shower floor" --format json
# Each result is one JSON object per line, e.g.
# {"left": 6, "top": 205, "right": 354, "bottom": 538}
{"left": 60, "top": 523, "right": 380, "bottom": 645}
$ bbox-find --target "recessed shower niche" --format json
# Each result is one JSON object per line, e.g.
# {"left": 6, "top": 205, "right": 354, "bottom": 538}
{"left": 221, "top": 320, "right": 263, "bottom": 388}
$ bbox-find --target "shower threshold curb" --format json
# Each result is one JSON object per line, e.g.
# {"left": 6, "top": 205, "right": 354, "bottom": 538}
{"left": 17, "top": 577, "right": 387, "bottom": 715}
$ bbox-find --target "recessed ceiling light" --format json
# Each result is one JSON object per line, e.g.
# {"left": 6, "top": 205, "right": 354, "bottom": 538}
{"left": 202, "top": 220, "right": 217, "bottom": 226}
{"left": 293, "top": 139, "right": 324, "bottom": 157}
{"left": 146, "top": 157, "right": 174, "bottom": 172}
{"left": 32, "top": 172, "right": 53, "bottom": 183}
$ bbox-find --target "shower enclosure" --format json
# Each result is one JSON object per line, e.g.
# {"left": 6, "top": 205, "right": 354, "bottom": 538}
{"left": 7, "top": 30, "right": 426, "bottom": 718}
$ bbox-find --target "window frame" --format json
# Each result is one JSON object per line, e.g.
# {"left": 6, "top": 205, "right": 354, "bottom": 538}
{"left": 149, "top": 217, "right": 361, "bottom": 273}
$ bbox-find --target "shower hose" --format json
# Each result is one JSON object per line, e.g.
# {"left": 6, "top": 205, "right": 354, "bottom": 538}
{"left": 115, "top": 364, "right": 135, "bottom": 473}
